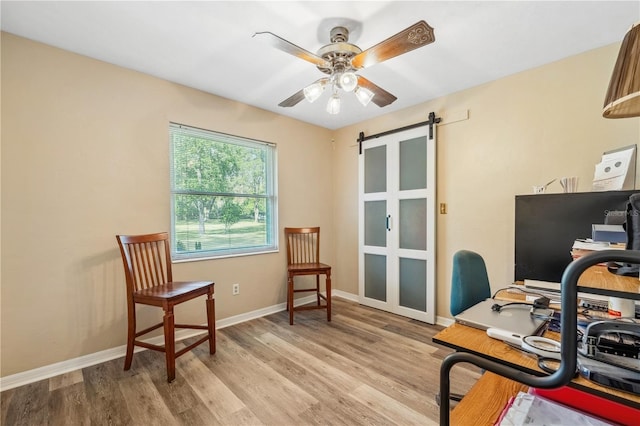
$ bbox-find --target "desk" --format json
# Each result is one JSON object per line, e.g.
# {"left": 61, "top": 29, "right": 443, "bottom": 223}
{"left": 448, "top": 372, "right": 527, "bottom": 425}
{"left": 434, "top": 272, "right": 640, "bottom": 425}
{"left": 434, "top": 323, "right": 640, "bottom": 406}
{"left": 511, "top": 265, "right": 640, "bottom": 301}
{"left": 579, "top": 265, "right": 640, "bottom": 300}
{"left": 435, "top": 324, "right": 640, "bottom": 424}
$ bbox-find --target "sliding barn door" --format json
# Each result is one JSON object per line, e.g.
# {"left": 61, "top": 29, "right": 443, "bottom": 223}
{"left": 358, "top": 125, "right": 436, "bottom": 323}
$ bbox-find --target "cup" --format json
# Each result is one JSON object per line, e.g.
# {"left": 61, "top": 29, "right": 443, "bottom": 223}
{"left": 608, "top": 297, "right": 635, "bottom": 318}
{"left": 560, "top": 176, "right": 579, "bottom": 193}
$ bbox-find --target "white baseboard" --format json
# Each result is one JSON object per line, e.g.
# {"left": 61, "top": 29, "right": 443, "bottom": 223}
{"left": 331, "top": 289, "right": 358, "bottom": 303}
{"left": 0, "top": 290, "right": 358, "bottom": 392}
{"left": 436, "top": 316, "right": 455, "bottom": 328}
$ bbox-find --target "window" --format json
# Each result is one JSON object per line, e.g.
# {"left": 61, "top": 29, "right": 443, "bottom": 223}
{"left": 169, "top": 123, "right": 278, "bottom": 261}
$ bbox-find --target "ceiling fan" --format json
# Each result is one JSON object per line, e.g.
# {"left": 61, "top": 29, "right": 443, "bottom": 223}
{"left": 253, "top": 20, "right": 435, "bottom": 114}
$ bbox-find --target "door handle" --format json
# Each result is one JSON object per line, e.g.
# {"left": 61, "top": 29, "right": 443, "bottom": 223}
{"left": 386, "top": 215, "right": 392, "bottom": 231}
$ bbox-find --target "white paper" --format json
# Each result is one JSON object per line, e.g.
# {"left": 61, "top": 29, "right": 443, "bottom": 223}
{"left": 498, "top": 392, "right": 614, "bottom": 426}
{"left": 592, "top": 146, "right": 635, "bottom": 191}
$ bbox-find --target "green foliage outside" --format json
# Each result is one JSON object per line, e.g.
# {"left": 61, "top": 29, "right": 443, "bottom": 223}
{"left": 171, "top": 130, "right": 270, "bottom": 252}
{"left": 175, "top": 218, "right": 266, "bottom": 252}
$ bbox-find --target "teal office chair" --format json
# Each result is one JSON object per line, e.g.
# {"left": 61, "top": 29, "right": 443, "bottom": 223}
{"left": 437, "top": 250, "right": 492, "bottom": 406}
{"left": 450, "top": 250, "right": 492, "bottom": 317}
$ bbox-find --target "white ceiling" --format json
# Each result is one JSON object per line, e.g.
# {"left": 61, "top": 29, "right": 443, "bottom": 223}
{"left": 2, "top": 1, "right": 639, "bottom": 130}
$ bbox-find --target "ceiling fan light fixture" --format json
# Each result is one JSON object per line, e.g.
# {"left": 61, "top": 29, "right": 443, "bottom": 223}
{"left": 339, "top": 71, "right": 358, "bottom": 92}
{"left": 355, "top": 86, "right": 375, "bottom": 106}
{"left": 303, "top": 81, "right": 326, "bottom": 103}
{"left": 326, "top": 93, "right": 341, "bottom": 114}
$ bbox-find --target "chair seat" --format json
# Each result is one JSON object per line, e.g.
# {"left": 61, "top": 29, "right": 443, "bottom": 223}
{"left": 133, "top": 281, "right": 214, "bottom": 306}
{"left": 287, "top": 263, "right": 331, "bottom": 274}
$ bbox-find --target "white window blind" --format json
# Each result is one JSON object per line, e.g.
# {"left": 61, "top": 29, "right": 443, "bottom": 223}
{"left": 169, "top": 123, "right": 278, "bottom": 261}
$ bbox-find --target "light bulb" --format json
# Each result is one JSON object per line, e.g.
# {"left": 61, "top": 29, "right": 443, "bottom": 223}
{"left": 354, "top": 86, "right": 374, "bottom": 106}
{"left": 326, "top": 93, "right": 341, "bottom": 114}
{"left": 303, "top": 81, "right": 325, "bottom": 103}
{"left": 339, "top": 72, "right": 358, "bottom": 92}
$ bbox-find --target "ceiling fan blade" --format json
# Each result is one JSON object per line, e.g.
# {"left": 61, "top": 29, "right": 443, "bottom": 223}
{"left": 279, "top": 78, "right": 330, "bottom": 107}
{"left": 357, "top": 76, "right": 397, "bottom": 107}
{"left": 278, "top": 89, "right": 306, "bottom": 107}
{"left": 351, "top": 20, "right": 435, "bottom": 69}
{"left": 253, "top": 31, "right": 330, "bottom": 68}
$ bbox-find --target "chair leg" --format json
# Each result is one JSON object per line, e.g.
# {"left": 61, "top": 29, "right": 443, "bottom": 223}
{"left": 163, "top": 307, "right": 176, "bottom": 383}
{"left": 326, "top": 271, "right": 332, "bottom": 322}
{"left": 124, "top": 303, "right": 136, "bottom": 371}
{"left": 316, "top": 275, "right": 321, "bottom": 305}
{"left": 286, "top": 276, "right": 290, "bottom": 312}
{"left": 206, "top": 295, "right": 216, "bottom": 354}
{"left": 288, "top": 275, "right": 295, "bottom": 325}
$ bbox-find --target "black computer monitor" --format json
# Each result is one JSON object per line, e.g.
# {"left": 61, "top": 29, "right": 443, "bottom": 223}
{"left": 514, "top": 190, "right": 639, "bottom": 283}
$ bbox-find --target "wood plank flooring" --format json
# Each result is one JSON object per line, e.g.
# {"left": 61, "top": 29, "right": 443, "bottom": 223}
{"left": 1, "top": 298, "right": 480, "bottom": 425}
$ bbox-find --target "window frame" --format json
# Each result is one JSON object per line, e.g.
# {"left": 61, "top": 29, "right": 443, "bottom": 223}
{"left": 169, "top": 122, "right": 278, "bottom": 262}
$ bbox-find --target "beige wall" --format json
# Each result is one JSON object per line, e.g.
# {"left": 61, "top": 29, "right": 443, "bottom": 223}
{"left": 332, "top": 43, "right": 640, "bottom": 319}
{"left": 0, "top": 33, "right": 335, "bottom": 376}
{"left": 2, "top": 32, "right": 639, "bottom": 378}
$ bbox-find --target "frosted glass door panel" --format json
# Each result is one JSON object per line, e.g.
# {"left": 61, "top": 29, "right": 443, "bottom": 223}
{"left": 399, "top": 258, "right": 427, "bottom": 311}
{"left": 399, "top": 198, "right": 427, "bottom": 250}
{"left": 364, "top": 200, "right": 387, "bottom": 247}
{"left": 359, "top": 123, "right": 435, "bottom": 323}
{"left": 399, "top": 136, "right": 427, "bottom": 191}
{"left": 365, "top": 254, "right": 387, "bottom": 302}
{"left": 364, "top": 145, "right": 387, "bottom": 193}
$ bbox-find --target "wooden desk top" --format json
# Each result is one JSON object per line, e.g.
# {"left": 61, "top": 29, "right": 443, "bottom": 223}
{"left": 514, "top": 266, "right": 640, "bottom": 298}
{"left": 578, "top": 266, "right": 640, "bottom": 299}
{"left": 433, "top": 323, "right": 640, "bottom": 409}
{"left": 450, "top": 372, "right": 527, "bottom": 426}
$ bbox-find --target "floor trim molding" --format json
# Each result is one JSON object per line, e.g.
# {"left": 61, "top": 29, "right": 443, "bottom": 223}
{"left": 0, "top": 290, "right": 358, "bottom": 391}
{"left": 436, "top": 316, "right": 454, "bottom": 327}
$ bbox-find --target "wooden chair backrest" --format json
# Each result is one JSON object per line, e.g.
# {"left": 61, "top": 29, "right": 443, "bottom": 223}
{"left": 116, "top": 232, "right": 173, "bottom": 293}
{"left": 285, "top": 227, "right": 321, "bottom": 265}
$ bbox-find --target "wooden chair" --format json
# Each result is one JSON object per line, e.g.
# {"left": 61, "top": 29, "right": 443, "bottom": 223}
{"left": 284, "top": 227, "right": 332, "bottom": 325}
{"left": 115, "top": 232, "right": 215, "bottom": 382}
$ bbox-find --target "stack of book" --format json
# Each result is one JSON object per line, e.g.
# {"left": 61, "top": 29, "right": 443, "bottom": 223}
{"left": 571, "top": 239, "right": 625, "bottom": 262}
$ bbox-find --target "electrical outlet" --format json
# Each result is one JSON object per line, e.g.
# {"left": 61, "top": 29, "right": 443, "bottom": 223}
{"left": 232, "top": 283, "right": 240, "bottom": 295}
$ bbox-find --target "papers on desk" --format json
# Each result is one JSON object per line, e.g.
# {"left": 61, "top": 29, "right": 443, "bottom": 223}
{"left": 520, "top": 280, "right": 616, "bottom": 320}
{"left": 571, "top": 239, "right": 626, "bottom": 262}
{"left": 521, "top": 280, "right": 610, "bottom": 306}
{"left": 496, "top": 391, "right": 614, "bottom": 425}
{"left": 571, "top": 239, "right": 624, "bottom": 251}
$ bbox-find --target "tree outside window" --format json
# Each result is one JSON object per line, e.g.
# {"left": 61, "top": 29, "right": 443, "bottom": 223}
{"left": 170, "top": 123, "right": 278, "bottom": 260}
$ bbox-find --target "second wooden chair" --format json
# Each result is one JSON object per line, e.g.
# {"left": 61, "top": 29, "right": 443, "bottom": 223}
{"left": 284, "top": 227, "right": 332, "bottom": 325}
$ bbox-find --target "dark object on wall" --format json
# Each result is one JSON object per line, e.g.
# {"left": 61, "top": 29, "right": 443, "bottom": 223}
{"left": 514, "top": 190, "right": 640, "bottom": 283}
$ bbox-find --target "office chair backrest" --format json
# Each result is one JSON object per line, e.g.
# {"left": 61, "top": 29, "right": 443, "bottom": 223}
{"left": 450, "top": 250, "right": 491, "bottom": 317}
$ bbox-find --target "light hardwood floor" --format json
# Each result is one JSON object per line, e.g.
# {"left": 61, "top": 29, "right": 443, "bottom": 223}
{"left": 1, "top": 298, "right": 480, "bottom": 425}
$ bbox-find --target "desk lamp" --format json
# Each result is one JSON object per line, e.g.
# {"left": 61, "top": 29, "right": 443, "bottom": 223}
{"left": 603, "top": 22, "right": 640, "bottom": 118}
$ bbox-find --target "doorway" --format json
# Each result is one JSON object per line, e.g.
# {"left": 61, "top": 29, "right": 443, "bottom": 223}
{"left": 358, "top": 124, "right": 436, "bottom": 323}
